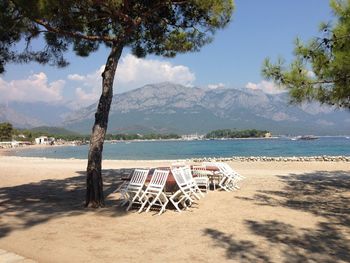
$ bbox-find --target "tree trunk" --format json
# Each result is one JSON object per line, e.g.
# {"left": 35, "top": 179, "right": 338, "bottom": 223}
{"left": 85, "top": 44, "right": 123, "bottom": 208}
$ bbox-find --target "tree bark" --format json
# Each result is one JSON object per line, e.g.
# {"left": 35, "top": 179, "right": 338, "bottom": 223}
{"left": 85, "top": 44, "right": 123, "bottom": 208}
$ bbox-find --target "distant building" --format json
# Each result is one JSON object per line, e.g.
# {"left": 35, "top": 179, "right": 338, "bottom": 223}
{"left": 264, "top": 132, "right": 272, "bottom": 138}
{"left": 181, "top": 133, "right": 204, "bottom": 140}
{"left": 35, "top": 136, "right": 55, "bottom": 145}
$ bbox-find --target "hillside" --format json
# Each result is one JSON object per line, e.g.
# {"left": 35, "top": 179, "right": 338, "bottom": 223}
{"left": 28, "top": 126, "right": 79, "bottom": 136}
{"left": 0, "top": 102, "right": 71, "bottom": 128}
{"left": 0, "top": 104, "right": 45, "bottom": 128}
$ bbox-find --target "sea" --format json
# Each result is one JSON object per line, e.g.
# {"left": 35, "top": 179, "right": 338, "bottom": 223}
{"left": 8, "top": 136, "right": 350, "bottom": 160}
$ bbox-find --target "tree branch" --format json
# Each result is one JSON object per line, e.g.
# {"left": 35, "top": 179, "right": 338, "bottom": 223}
{"left": 34, "top": 19, "right": 120, "bottom": 43}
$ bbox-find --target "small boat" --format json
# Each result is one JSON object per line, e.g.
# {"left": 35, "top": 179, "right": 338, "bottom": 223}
{"left": 297, "top": 135, "right": 319, "bottom": 140}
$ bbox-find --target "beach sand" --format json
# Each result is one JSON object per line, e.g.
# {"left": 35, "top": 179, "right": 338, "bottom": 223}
{"left": 0, "top": 156, "right": 349, "bottom": 262}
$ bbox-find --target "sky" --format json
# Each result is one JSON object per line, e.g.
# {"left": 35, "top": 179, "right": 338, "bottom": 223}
{"left": 0, "top": 0, "right": 333, "bottom": 107}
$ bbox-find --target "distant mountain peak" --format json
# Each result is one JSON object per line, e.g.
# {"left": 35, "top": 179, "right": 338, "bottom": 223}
{"left": 63, "top": 82, "right": 350, "bottom": 135}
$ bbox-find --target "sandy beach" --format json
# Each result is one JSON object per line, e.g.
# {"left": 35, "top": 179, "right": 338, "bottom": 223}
{"left": 0, "top": 156, "right": 349, "bottom": 262}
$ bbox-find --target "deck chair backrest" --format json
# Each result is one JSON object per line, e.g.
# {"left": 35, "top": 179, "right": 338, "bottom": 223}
{"left": 216, "top": 163, "right": 230, "bottom": 174}
{"left": 148, "top": 169, "right": 169, "bottom": 189}
{"left": 171, "top": 167, "right": 188, "bottom": 188}
{"left": 202, "top": 161, "right": 222, "bottom": 170}
{"left": 182, "top": 166, "right": 195, "bottom": 183}
{"left": 129, "top": 169, "right": 149, "bottom": 187}
{"left": 222, "top": 163, "right": 237, "bottom": 175}
{"left": 221, "top": 163, "right": 238, "bottom": 174}
{"left": 192, "top": 165, "right": 207, "bottom": 171}
{"left": 192, "top": 165, "right": 209, "bottom": 177}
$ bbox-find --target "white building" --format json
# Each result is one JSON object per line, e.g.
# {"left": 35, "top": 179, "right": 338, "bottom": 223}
{"left": 35, "top": 136, "right": 55, "bottom": 145}
{"left": 181, "top": 133, "right": 204, "bottom": 140}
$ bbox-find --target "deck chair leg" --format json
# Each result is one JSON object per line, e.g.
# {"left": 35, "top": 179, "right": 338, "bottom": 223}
{"left": 170, "top": 190, "right": 183, "bottom": 212}
{"left": 158, "top": 193, "right": 169, "bottom": 215}
{"left": 196, "top": 186, "right": 205, "bottom": 197}
{"left": 138, "top": 194, "right": 149, "bottom": 213}
{"left": 126, "top": 192, "right": 140, "bottom": 211}
{"left": 146, "top": 193, "right": 161, "bottom": 213}
{"left": 219, "top": 177, "right": 231, "bottom": 192}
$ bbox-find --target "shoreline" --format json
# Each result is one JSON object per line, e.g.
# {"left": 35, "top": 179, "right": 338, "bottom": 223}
{"left": 0, "top": 144, "right": 70, "bottom": 156}
{"left": 0, "top": 155, "right": 349, "bottom": 162}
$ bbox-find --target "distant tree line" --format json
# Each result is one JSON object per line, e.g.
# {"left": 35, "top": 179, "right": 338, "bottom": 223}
{"left": 0, "top": 122, "right": 13, "bottom": 141}
{"left": 105, "top": 133, "right": 181, "bottom": 141}
{"left": 0, "top": 122, "right": 181, "bottom": 142}
{"left": 205, "top": 129, "right": 269, "bottom": 139}
{"left": 1, "top": 122, "right": 269, "bottom": 142}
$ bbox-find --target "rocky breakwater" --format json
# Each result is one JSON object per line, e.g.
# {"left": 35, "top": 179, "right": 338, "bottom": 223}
{"left": 192, "top": 155, "right": 350, "bottom": 162}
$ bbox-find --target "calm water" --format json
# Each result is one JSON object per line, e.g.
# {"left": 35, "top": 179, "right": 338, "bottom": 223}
{"left": 9, "top": 137, "right": 350, "bottom": 160}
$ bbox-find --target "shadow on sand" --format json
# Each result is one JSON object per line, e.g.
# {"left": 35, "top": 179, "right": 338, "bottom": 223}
{"left": 0, "top": 168, "right": 133, "bottom": 238}
{"left": 204, "top": 170, "right": 350, "bottom": 262}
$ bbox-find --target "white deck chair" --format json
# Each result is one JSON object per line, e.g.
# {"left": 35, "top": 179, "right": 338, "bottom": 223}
{"left": 182, "top": 166, "right": 204, "bottom": 199}
{"left": 221, "top": 162, "right": 245, "bottom": 181}
{"left": 116, "top": 180, "right": 130, "bottom": 206}
{"left": 138, "top": 169, "right": 169, "bottom": 215}
{"left": 125, "top": 169, "right": 150, "bottom": 211}
{"left": 201, "top": 161, "right": 224, "bottom": 190}
{"left": 169, "top": 167, "right": 195, "bottom": 212}
{"left": 202, "top": 162, "right": 239, "bottom": 191}
{"left": 216, "top": 163, "right": 240, "bottom": 191}
{"left": 191, "top": 165, "right": 210, "bottom": 193}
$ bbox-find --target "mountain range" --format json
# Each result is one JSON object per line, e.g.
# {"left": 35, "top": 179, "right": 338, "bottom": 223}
{"left": 1, "top": 82, "right": 350, "bottom": 135}
{"left": 0, "top": 101, "right": 71, "bottom": 128}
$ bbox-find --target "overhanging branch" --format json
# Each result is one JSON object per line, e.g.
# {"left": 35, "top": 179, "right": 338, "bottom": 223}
{"left": 34, "top": 19, "right": 120, "bottom": 43}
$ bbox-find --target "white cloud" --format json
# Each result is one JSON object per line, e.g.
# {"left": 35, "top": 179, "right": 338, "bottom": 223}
{"left": 207, "top": 83, "right": 225, "bottom": 89}
{"left": 0, "top": 72, "right": 64, "bottom": 103}
{"left": 68, "top": 54, "right": 196, "bottom": 105}
{"left": 67, "top": 74, "right": 86, "bottom": 81}
{"left": 245, "top": 80, "right": 286, "bottom": 94}
{"left": 116, "top": 54, "right": 195, "bottom": 89}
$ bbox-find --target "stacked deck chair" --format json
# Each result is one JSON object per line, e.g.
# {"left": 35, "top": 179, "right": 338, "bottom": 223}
{"left": 125, "top": 168, "right": 150, "bottom": 211}
{"left": 170, "top": 167, "right": 196, "bottom": 212}
{"left": 203, "top": 162, "right": 244, "bottom": 191}
{"left": 191, "top": 165, "right": 210, "bottom": 193}
{"left": 138, "top": 169, "right": 170, "bottom": 215}
{"left": 116, "top": 180, "right": 130, "bottom": 206}
{"left": 202, "top": 161, "right": 224, "bottom": 190}
{"left": 182, "top": 166, "right": 204, "bottom": 199}
{"left": 220, "top": 162, "right": 245, "bottom": 187}
{"left": 216, "top": 162, "right": 243, "bottom": 191}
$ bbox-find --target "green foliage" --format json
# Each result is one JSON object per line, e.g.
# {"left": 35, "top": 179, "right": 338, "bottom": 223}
{"left": 262, "top": 0, "right": 350, "bottom": 109}
{"left": 29, "top": 126, "right": 79, "bottom": 136}
{"left": 205, "top": 129, "right": 269, "bottom": 139}
{"left": 11, "top": 126, "right": 87, "bottom": 142}
{"left": 105, "top": 133, "right": 181, "bottom": 141}
{"left": 0, "top": 0, "right": 234, "bottom": 73}
{"left": 10, "top": 125, "right": 180, "bottom": 142}
{"left": 0, "top": 122, "right": 13, "bottom": 141}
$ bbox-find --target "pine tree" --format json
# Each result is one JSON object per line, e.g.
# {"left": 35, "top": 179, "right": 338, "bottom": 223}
{"left": 0, "top": 123, "right": 13, "bottom": 141}
{"left": 262, "top": 0, "right": 350, "bottom": 109}
{"left": 0, "top": 0, "right": 234, "bottom": 207}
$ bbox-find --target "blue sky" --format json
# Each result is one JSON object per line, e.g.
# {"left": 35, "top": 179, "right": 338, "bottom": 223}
{"left": 0, "top": 0, "right": 332, "bottom": 107}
